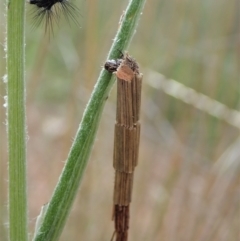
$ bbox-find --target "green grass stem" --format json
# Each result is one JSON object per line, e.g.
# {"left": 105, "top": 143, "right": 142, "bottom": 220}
{"left": 6, "top": 0, "right": 28, "bottom": 241}
{"left": 33, "top": 0, "right": 146, "bottom": 240}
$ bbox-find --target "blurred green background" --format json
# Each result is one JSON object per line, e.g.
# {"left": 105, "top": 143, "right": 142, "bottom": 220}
{"left": 0, "top": 0, "right": 239, "bottom": 240}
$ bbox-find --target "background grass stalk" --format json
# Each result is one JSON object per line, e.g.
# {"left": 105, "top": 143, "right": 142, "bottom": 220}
{"left": 6, "top": 0, "right": 28, "bottom": 241}
{"left": 33, "top": 0, "right": 146, "bottom": 240}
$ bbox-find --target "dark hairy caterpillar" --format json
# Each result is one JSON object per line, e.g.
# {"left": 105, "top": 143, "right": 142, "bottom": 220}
{"left": 29, "top": 0, "right": 79, "bottom": 32}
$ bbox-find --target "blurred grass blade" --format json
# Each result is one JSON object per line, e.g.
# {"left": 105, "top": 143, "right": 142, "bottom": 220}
{"left": 6, "top": 0, "right": 28, "bottom": 241}
{"left": 145, "top": 69, "right": 240, "bottom": 129}
{"left": 33, "top": 0, "right": 146, "bottom": 241}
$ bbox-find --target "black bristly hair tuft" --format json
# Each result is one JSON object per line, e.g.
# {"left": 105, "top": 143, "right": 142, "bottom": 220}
{"left": 29, "top": 0, "right": 80, "bottom": 33}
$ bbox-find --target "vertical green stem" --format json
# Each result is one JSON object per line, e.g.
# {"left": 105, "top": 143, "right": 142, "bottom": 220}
{"left": 33, "top": 0, "right": 146, "bottom": 240}
{"left": 6, "top": 0, "right": 28, "bottom": 241}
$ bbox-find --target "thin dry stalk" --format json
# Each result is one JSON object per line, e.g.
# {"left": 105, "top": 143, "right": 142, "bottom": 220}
{"left": 105, "top": 53, "right": 143, "bottom": 241}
